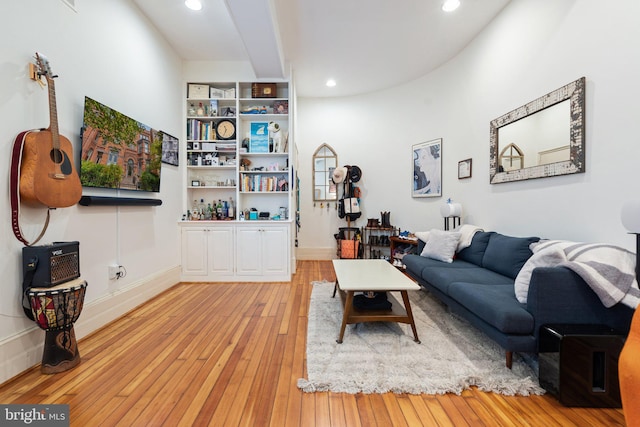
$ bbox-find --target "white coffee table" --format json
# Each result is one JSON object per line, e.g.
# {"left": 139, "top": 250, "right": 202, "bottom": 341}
{"left": 332, "top": 259, "right": 421, "bottom": 343}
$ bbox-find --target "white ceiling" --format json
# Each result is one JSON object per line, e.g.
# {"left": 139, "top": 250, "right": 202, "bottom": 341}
{"left": 132, "top": 0, "right": 511, "bottom": 97}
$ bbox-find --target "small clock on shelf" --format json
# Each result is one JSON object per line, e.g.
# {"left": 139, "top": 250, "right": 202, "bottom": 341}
{"left": 216, "top": 119, "right": 236, "bottom": 140}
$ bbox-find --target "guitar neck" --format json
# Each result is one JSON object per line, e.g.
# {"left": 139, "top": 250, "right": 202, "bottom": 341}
{"left": 47, "top": 78, "right": 60, "bottom": 150}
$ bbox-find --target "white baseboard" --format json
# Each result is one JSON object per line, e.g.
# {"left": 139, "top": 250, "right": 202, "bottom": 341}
{"left": 295, "top": 247, "right": 336, "bottom": 260}
{"left": 0, "top": 266, "right": 180, "bottom": 384}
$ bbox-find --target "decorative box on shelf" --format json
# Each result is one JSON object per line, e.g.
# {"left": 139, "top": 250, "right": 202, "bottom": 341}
{"left": 188, "top": 84, "right": 209, "bottom": 99}
{"left": 251, "top": 83, "right": 277, "bottom": 98}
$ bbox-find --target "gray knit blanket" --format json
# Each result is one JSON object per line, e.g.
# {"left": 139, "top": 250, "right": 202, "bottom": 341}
{"left": 516, "top": 240, "right": 640, "bottom": 309}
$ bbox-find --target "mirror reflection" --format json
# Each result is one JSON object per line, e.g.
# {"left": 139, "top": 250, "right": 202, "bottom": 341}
{"left": 490, "top": 77, "right": 585, "bottom": 184}
{"left": 497, "top": 100, "right": 570, "bottom": 171}
{"left": 312, "top": 144, "right": 338, "bottom": 201}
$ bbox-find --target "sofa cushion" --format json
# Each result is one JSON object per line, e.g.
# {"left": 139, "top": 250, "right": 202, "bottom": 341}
{"left": 418, "top": 262, "right": 514, "bottom": 295}
{"left": 456, "top": 231, "right": 494, "bottom": 266}
{"left": 403, "top": 254, "right": 471, "bottom": 282}
{"left": 420, "top": 229, "right": 461, "bottom": 263}
{"left": 482, "top": 233, "right": 539, "bottom": 279}
{"left": 448, "top": 282, "right": 535, "bottom": 334}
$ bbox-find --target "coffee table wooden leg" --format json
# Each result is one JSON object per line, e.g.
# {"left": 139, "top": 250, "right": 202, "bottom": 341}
{"left": 332, "top": 279, "right": 339, "bottom": 298}
{"left": 401, "top": 290, "right": 421, "bottom": 344}
{"left": 337, "top": 290, "right": 354, "bottom": 343}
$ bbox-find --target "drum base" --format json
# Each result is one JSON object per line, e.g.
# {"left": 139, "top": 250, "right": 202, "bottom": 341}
{"left": 41, "top": 325, "right": 81, "bottom": 374}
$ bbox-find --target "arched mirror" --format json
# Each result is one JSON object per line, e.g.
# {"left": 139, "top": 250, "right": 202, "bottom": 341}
{"left": 313, "top": 144, "right": 338, "bottom": 201}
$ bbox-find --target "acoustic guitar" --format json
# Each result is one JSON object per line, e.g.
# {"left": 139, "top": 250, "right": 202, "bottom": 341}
{"left": 18, "top": 53, "right": 82, "bottom": 208}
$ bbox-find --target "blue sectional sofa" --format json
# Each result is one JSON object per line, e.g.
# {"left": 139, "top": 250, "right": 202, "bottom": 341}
{"left": 402, "top": 231, "right": 634, "bottom": 368}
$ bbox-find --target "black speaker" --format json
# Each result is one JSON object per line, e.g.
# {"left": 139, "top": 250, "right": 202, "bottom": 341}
{"left": 539, "top": 324, "right": 625, "bottom": 408}
{"left": 22, "top": 241, "right": 80, "bottom": 288}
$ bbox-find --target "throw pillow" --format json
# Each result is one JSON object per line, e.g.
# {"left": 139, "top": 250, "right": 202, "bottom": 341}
{"left": 482, "top": 233, "right": 540, "bottom": 279}
{"left": 420, "top": 229, "right": 461, "bottom": 263}
{"left": 456, "top": 231, "right": 494, "bottom": 266}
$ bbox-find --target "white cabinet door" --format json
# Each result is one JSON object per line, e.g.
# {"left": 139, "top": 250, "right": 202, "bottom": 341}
{"left": 236, "top": 227, "right": 262, "bottom": 276}
{"left": 181, "top": 227, "right": 208, "bottom": 276}
{"left": 236, "top": 225, "right": 289, "bottom": 277}
{"left": 207, "top": 226, "right": 234, "bottom": 277}
{"left": 261, "top": 226, "right": 289, "bottom": 276}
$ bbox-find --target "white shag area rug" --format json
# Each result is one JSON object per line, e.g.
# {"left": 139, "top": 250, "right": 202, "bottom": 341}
{"left": 297, "top": 280, "right": 545, "bottom": 395}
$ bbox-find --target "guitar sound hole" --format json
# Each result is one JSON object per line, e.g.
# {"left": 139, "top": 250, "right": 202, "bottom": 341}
{"left": 50, "top": 148, "right": 63, "bottom": 164}
{"left": 49, "top": 148, "right": 73, "bottom": 175}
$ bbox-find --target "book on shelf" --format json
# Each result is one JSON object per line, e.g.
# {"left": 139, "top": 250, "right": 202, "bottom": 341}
{"left": 216, "top": 143, "right": 236, "bottom": 152}
{"left": 187, "top": 119, "right": 216, "bottom": 141}
{"left": 240, "top": 174, "right": 288, "bottom": 192}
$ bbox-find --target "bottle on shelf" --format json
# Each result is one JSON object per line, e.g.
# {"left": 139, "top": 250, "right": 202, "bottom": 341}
{"left": 191, "top": 200, "right": 199, "bottom": 220}
{"left": 206, "top": 203, "right": 213, "bottom": 220}
{"left": 216, "top": 199, "right": 223, "bottom": 220}
{"left": 228, "top": 197, "right": 235, "bottom": 219}
{"left": 199, "top": 199, "right": 206, "bottom": 220}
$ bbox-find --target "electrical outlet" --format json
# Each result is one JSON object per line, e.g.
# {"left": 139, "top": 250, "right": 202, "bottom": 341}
{"left": 108, "top": 264, "right": 119, "bottom": 280}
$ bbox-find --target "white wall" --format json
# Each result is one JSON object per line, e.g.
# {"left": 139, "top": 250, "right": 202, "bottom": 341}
{"left": 0, "top": 0, "right": 183, "bottom": 382}
{"left": 296, "top": 0, "right": 640, "bottom": 258}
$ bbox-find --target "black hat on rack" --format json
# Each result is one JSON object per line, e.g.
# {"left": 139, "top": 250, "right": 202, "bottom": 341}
{"left": 348, "top": 165, "right": 362, "bottom": 182}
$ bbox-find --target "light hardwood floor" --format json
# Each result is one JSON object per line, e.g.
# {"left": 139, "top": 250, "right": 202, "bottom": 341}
{"left": 0, "top": 260, "right": 626, "bottom": 426}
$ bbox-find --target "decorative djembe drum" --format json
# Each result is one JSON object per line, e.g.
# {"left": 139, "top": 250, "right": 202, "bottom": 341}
{"left": 22, "top": 241, "right": 86, "bottom": 374}
{"left": 27, "top": 277, "right": 87, "bottom": 374}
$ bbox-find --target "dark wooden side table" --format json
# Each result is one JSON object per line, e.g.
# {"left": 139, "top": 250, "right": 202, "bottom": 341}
{"left": 538, "top": 324, "right": 625, "bottom": 408}
{"left": 389, "top": 236, "right": 418, "bottom": 269}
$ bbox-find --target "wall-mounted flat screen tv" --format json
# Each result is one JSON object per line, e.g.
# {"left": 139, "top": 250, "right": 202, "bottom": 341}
{"left": 80, "top": 96, "right": 162, "bottom": 192}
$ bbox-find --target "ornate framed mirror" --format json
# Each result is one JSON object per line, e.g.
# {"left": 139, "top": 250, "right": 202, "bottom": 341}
{"left": 489, "top": 77, "right": 586, "bottom": 184}
{"left": 312, "top": 144, "right": 338, "bottom": 201}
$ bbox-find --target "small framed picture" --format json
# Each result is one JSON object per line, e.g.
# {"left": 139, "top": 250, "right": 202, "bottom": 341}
{"left": 458, "top": 158, "right": 472, "bottom": 179}
{"left": 209, "top": 87, "right": 225, "bottom": 98}
{"left": 191, "top": 180, "right": 200, "bottom": 187}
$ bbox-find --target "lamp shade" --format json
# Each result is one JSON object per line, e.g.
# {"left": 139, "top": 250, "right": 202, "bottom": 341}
{"left": 440, "top": 202, "right": 462, "bottom": 218}
{"left": 621, "top": 200, "right": 640, "bottom": 233}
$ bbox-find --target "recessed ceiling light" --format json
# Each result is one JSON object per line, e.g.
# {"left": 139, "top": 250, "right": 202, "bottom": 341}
{"left": 442, "top": 0, "right": 460, "bottom": 12}
{"left": 326, "top": 79, "right": 336, "bottom": 87}
{"left": 185, "top": 0, "right": 202, "bottom": 11}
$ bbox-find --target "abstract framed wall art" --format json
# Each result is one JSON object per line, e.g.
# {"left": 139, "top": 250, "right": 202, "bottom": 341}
{"left": 412, "top": 138, "right": 442, "bottom": 198}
